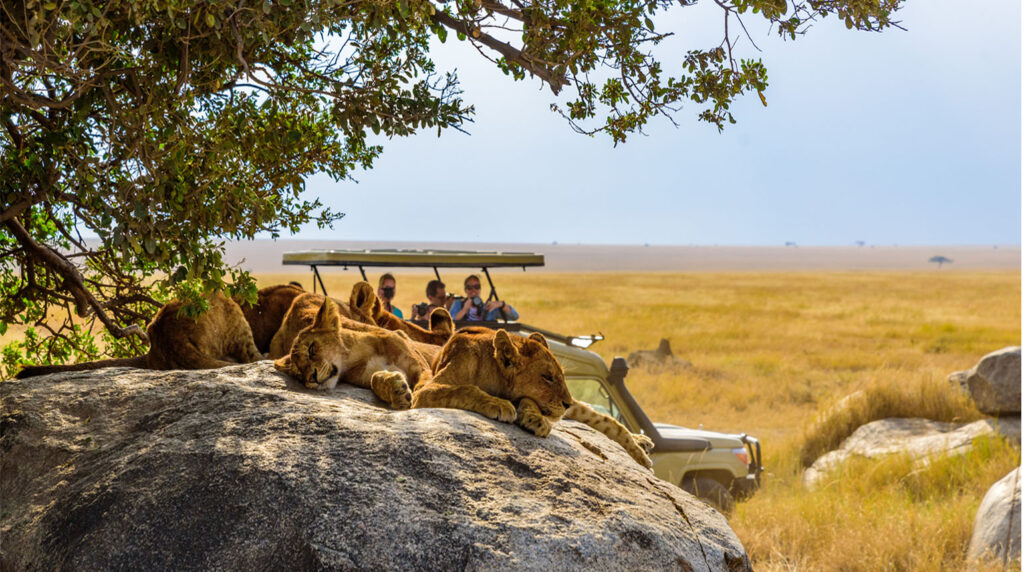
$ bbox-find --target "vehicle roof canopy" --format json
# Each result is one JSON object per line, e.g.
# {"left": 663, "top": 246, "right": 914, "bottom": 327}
{"left": 282, "top": 249, "right": 544, "bottom": 269}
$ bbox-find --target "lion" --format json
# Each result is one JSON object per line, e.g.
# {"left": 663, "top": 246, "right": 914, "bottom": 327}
{"left": 414, "top": 327, "right": 653, "bottom": 467}
{"left": 371, "top": 295, "right": 453, "bottom": 346}
{"left": 266, "top": 282, "right": 452, "bottom": 365}
{"left": 273, "top": 296, "right": 429, "bottom": 410}
{"left": 234, "top": 283, "right": 307, "bottom": 354}
{"left": 15, "top": 292, "right": 262, "bottom": 378}
{"left": 412, "top": 326, "right": 576, "bottom": 438}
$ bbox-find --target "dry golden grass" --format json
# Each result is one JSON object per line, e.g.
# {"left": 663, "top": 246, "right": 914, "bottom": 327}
{"left": 5, "top": 269, "right": 1019, "bottom": 569}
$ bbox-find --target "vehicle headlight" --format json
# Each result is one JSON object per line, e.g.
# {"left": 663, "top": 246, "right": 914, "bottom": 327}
{"left": 731, "top": 447, "right": 749, "bottom": 466}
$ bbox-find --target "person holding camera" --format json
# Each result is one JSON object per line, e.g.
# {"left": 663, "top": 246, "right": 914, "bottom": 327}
{"left": 411, "top": 279, "right": 454, "bottom": 320}
{"left": 449, "top": 274, "right": 519, "bottom": 322}
{"left": 377, "top": 273, "right": 403, "bottom": 318}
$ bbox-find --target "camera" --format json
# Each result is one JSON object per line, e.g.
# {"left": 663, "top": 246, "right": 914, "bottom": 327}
{"left": 380, "top": 286, "right": 395, "bottom": 298}
{"left": 470, "top": 295, "right": 483, "bottom": 307}
{"left": 414, "top": 302, "right": 429, "bottom": 316}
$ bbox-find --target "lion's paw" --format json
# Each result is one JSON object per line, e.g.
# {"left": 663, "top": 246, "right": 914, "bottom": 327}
{"left": 371, "top": 371, "right": 412, "bottom": 410}
{"left": 517, "top": 410, "right": 552, "bottom": 437}
{"left": 633, "top": 433, "right": 655, "bottom": 453}
{"left": 483, "top": 399, "right": 517, "bottom": 423}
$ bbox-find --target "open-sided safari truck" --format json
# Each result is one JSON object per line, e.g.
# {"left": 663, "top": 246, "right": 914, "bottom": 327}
{"left": 282, "top": 249, "right": 763, "bottom": 513}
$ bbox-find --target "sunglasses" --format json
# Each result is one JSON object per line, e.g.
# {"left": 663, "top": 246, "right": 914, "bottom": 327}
{"left": 465, "top": 284, "right": 481, "bottom": 291}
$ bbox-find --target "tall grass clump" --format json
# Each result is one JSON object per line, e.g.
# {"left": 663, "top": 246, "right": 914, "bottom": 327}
{"left": 799, "top": 372, "right": 984, "bottom": 467}
{"left": 735, "top": 434, "right": 1021, "bottom": 572}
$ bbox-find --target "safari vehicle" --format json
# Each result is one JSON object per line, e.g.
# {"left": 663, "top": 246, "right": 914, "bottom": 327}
{"left": 282, "top": 249, "right": 763, "bottom": 513}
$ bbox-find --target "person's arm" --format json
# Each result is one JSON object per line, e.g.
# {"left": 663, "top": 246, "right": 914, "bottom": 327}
{"left": 450, "top": 299, "right": 469, "bottom": 320}
{"left": 487, "top": 301, "right": 518, "bottom": 321}
{"left": 502, "top": 302, "right": 519, "bottom": 321}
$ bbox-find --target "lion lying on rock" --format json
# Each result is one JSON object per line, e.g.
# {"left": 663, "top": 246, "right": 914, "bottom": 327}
{"left": 16, "top": 292, "right": 263, "bottom": 378}
{"left": 273, "top": 296, "right": 427, "bottom": 410}
{"left": 15, "top": 281, "right": 452, "bottom": 380}
{"left": 274, "top": 298, "right": 653, "bottom": 467}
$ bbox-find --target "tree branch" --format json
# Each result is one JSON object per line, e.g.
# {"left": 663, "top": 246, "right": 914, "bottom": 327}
{"left": 4, "top": 217, "right": 148, "bottom": 343}
{"left": 431, "top": 10, "right": 569, "bottom": 94}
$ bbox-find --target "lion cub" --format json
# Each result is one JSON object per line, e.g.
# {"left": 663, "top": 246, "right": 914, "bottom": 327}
{"left": 417, "top": 327, "right": 653, "bottom": 467}
{"left": 273, "top": 297, "right": 429, "bottom": 410}
{"left": 413, "top": 327, "right": 575, "bottom": 438}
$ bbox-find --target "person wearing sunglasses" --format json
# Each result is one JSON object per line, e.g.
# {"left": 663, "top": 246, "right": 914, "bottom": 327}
{"left": 377, "top": 273, "right": 403, "bottom": 318}
{"left": 449, "top": 274, "right": 519, "bottom": 322}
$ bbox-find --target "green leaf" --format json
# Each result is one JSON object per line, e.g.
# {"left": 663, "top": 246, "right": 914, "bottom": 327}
{"left": 205, "top": 13, "right": 216, "bottom": 27}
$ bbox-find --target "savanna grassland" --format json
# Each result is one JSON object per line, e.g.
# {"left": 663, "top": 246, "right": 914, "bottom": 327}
{"left": 258, "top": 269, "right": 1021, "bottom": 571}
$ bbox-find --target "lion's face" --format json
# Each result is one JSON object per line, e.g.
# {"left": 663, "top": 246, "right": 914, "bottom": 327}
{"left": 274, "top": 298, "right": 347, "bottom": 391}
{"left": 495, "top": 331, "right": 574, "bottom": 420}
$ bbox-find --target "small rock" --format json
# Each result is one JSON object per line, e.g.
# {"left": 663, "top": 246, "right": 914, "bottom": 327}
{"left": 948, "top": 346, "right": 1021, "bottom": 415}
{"left": 804, "top": 418, "right": 999, "bottom": 488}
{"left": 627, "top": 338, "right": 692, "bottom": 370}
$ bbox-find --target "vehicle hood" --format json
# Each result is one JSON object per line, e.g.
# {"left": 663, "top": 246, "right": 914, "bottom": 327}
{"left": 653, "top": 422, "right": 745, "bottom": 449}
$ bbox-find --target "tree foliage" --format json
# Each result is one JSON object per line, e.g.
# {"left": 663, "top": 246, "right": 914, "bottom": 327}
{"left": 0, "top": 0, "right": 903, "bottom": 375}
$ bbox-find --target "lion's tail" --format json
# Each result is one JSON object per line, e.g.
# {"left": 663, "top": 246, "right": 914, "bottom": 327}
{"left": 15, "top": 355, "right": 150, "bottom": 379}
{"left": 564, "top": 400, "right": 654, "bottom": 469}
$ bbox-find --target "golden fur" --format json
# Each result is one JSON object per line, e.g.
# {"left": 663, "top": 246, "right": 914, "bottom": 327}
{"left": 273, "top": 297, "right": 430, "bottom": 410}
{"left": 267, "top": 282, "right": 380, "bottom": 359}
{"left": 564, "top": 402, "right": 655, "bottom": 468}
{"left": 417, "top": 326, "right": 653, "bottom": 466}
{"left": 373, "top": 298, "right": 453, "bottom": 346}
{"left": 266, "top": 282, "right": 450, "bottom": 364}
{"left": 413, "top": 327, "right": 575, "bottom": 437}
{"left": 235, "top": 283, "right": 306, "bottom": 353}
{"left": 15, "top": 293, "right": 262, "bottom": 378}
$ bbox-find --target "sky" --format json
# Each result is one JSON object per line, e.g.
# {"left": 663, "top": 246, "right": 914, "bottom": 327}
{"left": 293, "top": 0, "right": 1022, "bottom": 247}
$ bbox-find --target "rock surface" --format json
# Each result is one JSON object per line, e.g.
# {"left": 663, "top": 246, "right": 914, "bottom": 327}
{"left": 949, "top": 346, "right": 1021, "bottom": 415}
{"left": 804, "top": 418, "right": 1011, "bottom": 488}
{"left": 1, "top": 363, "right": 750, "bottom": 571}
{"left": 967, "top": 468, "right": 1021, "bottom": 566}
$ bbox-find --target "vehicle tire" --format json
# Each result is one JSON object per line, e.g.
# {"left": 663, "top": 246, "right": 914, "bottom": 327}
{"left": 681, "top": 476, "right": 735, "bottom": 516}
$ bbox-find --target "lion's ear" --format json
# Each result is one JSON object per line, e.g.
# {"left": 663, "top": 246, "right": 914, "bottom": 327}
{"left": 429, "top": 308, "right": 454, "bottom": 337}
{"left": 349, "top": 281, "right": 376, "bottom": 316}
{"left": 527, "top": 332, "right": 548, "bottom": 348}
{"left": 314, "top": 297, "right": 342, "bottom": 331}
{"left": 274, "top": 354, "right": 299, "bottom": 377}
{"left": 371, "top": 295, "right": 383, "bottom": 319}
{"left": 492, "top": 329, "right": 519, "bottom": 376}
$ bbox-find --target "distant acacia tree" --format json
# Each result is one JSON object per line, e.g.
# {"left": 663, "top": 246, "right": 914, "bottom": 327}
{"left": 929, "top": 256, "right": 953, "bottom": 268}
{"left": 1, "top": 0, "right": 904, "bottom": 374}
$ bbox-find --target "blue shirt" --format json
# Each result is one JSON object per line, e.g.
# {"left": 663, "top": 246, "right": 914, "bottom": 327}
{"left": 449, "top": 298, "right": 519, "bottom": 321}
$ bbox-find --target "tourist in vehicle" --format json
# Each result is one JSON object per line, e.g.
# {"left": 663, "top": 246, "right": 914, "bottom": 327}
{"left": 377, "top": 273, "right": 403, "bottom": 318}
{"left": 411, "top": 279, "right": 454, "bottom": 320}
{"left": 450, "top": 274, "right": 519, "bottom": 321}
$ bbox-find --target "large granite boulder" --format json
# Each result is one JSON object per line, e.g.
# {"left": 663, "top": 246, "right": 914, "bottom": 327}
{"left": 0, "top": 363, "right": 750, "bottom": 571}
{"left": 967, "top": 468, "right": 1021, "bottom": 566}
{"left": 803, "top": 417, "right": 1014, "bottom": 488}
{"left": 949, "top": 347, "right": 1021, "bottom": 415}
